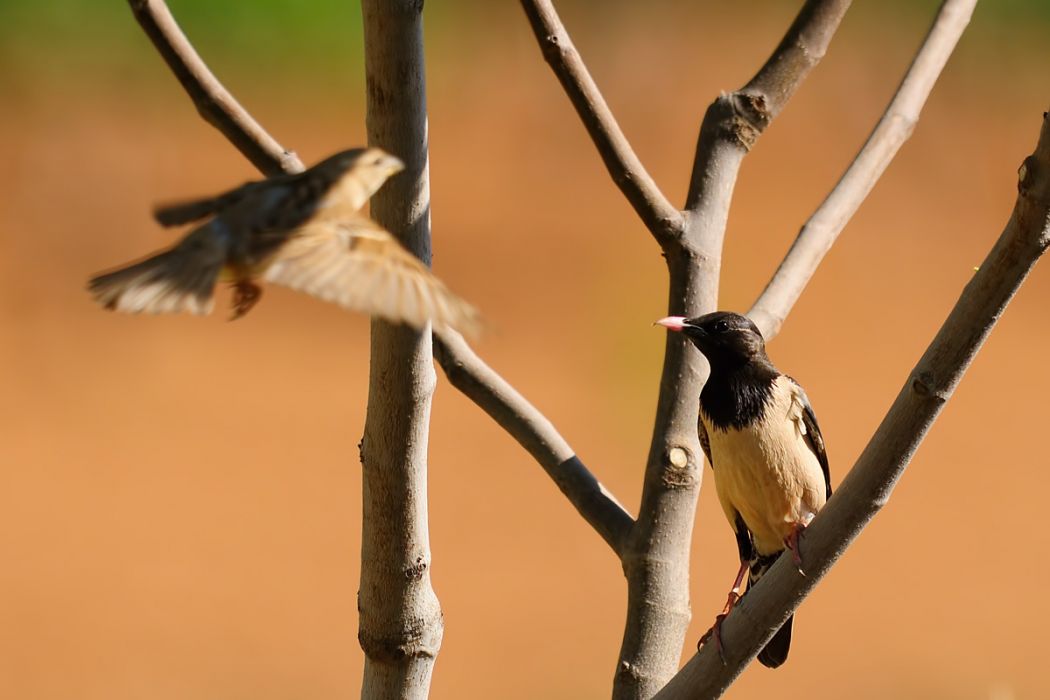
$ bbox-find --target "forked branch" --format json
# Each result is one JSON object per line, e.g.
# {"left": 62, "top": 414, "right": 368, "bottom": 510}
{"left": 657, "top": 108, "right": 1050, "bottom": 700}
{"left": 750, "top": 0, "right": 978, "bottom": 339}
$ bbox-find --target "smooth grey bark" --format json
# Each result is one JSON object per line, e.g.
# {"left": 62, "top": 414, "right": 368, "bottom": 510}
{"left": 357, "top": 2, "right": 443, "bottom": 699}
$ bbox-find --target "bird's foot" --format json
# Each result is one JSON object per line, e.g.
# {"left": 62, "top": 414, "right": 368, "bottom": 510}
{"left": 696, "top": 589, "right": 741, "bottom": 664}
{"left": 698, "top": 613, "right": 730, "bottom": 665}
{"left": 230, "top": 280, "right": 262, "bottom": 320}
{"left": 784, "top": 523, "right": 807, "bottom": 575}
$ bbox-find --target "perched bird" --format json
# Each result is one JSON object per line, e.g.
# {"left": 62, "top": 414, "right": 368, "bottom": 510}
{"left": 656, "top": 311, "right": 831, "bottom": 668}
{"left": 88, "top": 147, "right": 480, "bottom": 335}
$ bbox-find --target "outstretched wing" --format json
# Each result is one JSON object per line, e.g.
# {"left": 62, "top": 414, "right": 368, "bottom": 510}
{"left": 788, "top": 377, "right": 831, "bottom": 500}
{"left": 263, "top": 217, "right": 481, "bottom": 336}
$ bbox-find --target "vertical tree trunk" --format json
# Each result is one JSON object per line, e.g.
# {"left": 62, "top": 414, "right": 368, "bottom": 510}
{"left": 357, "top": 2, "right": 443, "bottom": 698}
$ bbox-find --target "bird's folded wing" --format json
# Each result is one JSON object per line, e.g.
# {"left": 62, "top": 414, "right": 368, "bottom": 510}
{"left": 263, "top": 218, "right": 481, "bottom": 337}
{"left": 788, "top": 378, "right": 832, "bottom": 499}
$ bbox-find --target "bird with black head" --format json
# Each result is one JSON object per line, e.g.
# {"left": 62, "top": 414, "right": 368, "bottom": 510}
{"left": 656, "top": 311, "right": 831, "bottom": 668}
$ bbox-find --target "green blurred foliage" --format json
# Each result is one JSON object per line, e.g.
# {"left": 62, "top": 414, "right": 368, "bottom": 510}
{"left": 1, "top": 0, "right": 1047, "bottom": 93}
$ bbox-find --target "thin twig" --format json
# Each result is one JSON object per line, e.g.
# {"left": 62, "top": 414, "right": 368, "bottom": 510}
{"left": 519, "top": 0, "right": 684, "bottom": 242}
{"left": 434, "top": 333, "right": 634, "bottom": 555}
{"left": 127, "top": 0, "right": 303, "bottom": 176}
{"left": 749, "top": 0, "right": 977, "bottom": 339}
{"left": 656, "top": 108, "right": 1050, "bottom": 700}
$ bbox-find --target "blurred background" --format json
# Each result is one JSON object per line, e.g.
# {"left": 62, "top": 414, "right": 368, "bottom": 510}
{"left": 2, "top": 1, "right": 1049, "bottom": 698}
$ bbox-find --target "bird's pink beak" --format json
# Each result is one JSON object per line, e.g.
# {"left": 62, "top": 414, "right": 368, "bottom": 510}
{"left": 654, "top": 316, "right": 687, "bottom": 332}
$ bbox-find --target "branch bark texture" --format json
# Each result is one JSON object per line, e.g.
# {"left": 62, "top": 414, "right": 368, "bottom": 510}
{"left": 749, "top": 0, "right": 978, "bottom": 339}
{"left": 656, "top": 108, "right": 1050, "bottom": 700}
{"left": 357, "top": 2, "right": 443, "bottom": 698}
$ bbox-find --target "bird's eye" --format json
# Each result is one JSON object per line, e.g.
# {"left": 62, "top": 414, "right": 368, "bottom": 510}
{"left": 712, "top": 320, "right": 730, "bottom": 333}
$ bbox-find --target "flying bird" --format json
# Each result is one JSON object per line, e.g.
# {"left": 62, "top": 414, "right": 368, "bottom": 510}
{"left": 88, "top": 147, "right": 480, "bottom": 335}
{"left": 656, "top": 311, "right": 831, "bottom": 669}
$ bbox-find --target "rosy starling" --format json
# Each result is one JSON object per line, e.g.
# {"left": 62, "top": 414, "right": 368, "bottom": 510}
{"left": 88, "top": 148, "right": 479, "bottom": 335}
{"left": 657, "top": 312, "right": 831, "bottom": 668}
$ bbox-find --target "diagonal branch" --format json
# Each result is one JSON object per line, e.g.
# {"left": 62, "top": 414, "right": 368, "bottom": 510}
{"left": 749, "top": 0, "right": 978, "bottom": 340}
{"left": 519, "top": 0, "right": 684, "bottom": 243}
{"left": 128, "top": 0, "right": 304, "bottom": 176}
{"left": 434, "top": 333, "right": 634, "bottom": 555}
{"left": 657, "top": 108, "right": 1050, "bottom": 700}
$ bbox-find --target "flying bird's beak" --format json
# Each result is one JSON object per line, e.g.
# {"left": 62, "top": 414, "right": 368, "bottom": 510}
{"left": 654, "top": 316, "right": 687, "bottom": 332}
{"left": 382, "top": 154, "right": 405, "bottom": 176}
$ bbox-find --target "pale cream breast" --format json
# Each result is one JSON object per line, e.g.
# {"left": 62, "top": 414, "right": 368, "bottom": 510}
{"left": 705, "top": 375, "right": 827, "bottom": 555}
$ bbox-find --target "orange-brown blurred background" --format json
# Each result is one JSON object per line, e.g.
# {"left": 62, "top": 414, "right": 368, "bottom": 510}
{"left": 3, "top": 1, "right": 1049, "bottom": 698}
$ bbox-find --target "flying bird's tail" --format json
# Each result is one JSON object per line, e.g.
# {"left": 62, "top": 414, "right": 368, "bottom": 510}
{"left": 88, "top": 246, "right": 222, "bottom": 316}
{"left": 748, "top": 551, "right": 793, "bottom": 669}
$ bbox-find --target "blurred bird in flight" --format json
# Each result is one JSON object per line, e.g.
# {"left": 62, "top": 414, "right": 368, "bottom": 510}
{"left": 88, "top": 147, "right": 480, "bottom": 336}
{"left": 657, "top": 312, "right": 831, "bottom": 668}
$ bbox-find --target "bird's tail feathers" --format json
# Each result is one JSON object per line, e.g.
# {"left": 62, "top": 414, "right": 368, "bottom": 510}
{"left": 88, "top": 247, "right": 219, "bottom": 315}
{"left": 748, "top": 551, "right": 793, "bottom": 669}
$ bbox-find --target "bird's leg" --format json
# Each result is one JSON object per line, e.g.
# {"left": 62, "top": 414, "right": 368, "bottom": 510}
{"left": 230, "top": 279, "right": 262, "bottom": 320}
{"left": 697, "top": 559, "right": 750, "bottom": 663}
{"left": 784, "top": 522, "right": 807, "bottom": 575}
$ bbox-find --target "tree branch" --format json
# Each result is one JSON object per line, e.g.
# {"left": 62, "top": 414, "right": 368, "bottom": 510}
{"left": 356, "top": 2, "right": 444, "bottom": 697}
{"left": 749, "top": 0, "right": 977, "bottom": 340}
{"left": 612, "top": 4, "right": 851, "bottom": 698}
{"left": 519, "top": 0, "right": 684, "bottom": 242}
{"left": 434, "top": 332, "right": 634, "bottom": 555}
{"left": 127, "top": 0, "right": 303, "bottom": 176}
{"left": 656, "top": 108, "right": 1050, "bottom": 700}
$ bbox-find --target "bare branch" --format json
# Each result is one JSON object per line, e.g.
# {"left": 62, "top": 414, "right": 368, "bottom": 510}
{"left": 657, "top": 109, "right": 1050, "bottom": 700}
{"left": 434, "top": 332, "right": 634, "bottom": 555}
{"left": 749, "top": 0, "right": 977, "bottom": 339}
{"left": 357, "top": 2, "right": 444, "bottom": 697}
{"left": 519, "top": 0, "right": 684, "bottom": 242}
{"left": 127, "top": 0, "right": 304, "bottom": 176}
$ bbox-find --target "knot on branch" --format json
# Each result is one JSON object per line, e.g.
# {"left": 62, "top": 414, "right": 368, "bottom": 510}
{"left": 1016, "top": 155, "right": 1050, "bottom": 248}
{"left": 713, "top": 91, "right": 772, "bottom": 151}
{"left": 615, "top": 659, "right": 642, "bottom": 685}
{"left": 358, "top": 619, "right": 442, "bottom": 664}
{"left": 910, "top": 370, "right": 948, "bottom": 404}
{"left": 404, "top": 556, "right": 429, "bottom": 581}
{"left": 540, "top": 32, "right": 571, "bottom": 65}
{"left": 661, "top": 446, "right": 699, "bottom": 489}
